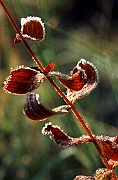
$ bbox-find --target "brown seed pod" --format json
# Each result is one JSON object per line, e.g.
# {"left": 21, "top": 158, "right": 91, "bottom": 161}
{"left": 3, "top": 66, "right": 45, "bottom": 94}
{"left": 23, "top": 93, "right": 71, "bottom": 121}
{"left": 14, "top": 16, "right": 45, "bottom": 44}
{"left": 48, "top": 58, "right": 99, "bottom": 103}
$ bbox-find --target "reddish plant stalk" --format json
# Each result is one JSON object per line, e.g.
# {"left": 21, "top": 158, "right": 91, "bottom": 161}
{"left": 0, "top": 0, "right": 45, "bottom": 72}
{"left": 1, "top": 1, "right": 117, "bottom": 178}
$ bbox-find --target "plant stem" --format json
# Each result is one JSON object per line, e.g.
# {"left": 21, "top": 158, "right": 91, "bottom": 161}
{"left": 45, "top": 76, "right": 111, "bottom": 170}
{"left": 0, "top": 0, "right": 45, "bottom": 72}
{"left": 0, "top": 1, "right": 117, "bottom": 178}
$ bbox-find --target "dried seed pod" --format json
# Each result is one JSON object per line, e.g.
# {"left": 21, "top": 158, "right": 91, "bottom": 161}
{"left": 48, "top": 58, "right": 99, "bottom": 103}
{"left": 108, "top": 159, "right": 118, "bottom": 169}
{"left": 42, "top": 123, "right": 92, "bottom": 147}
{"left": 67, "top": 58, "right": 99, "bottom": 103}
{"left": 94, "top": 168, "right": 113, "bottom": 180}
{"left": 42, "top": 122, "right": 73, "bottom": 147}
{"left": 14, "top": 16, "right": 45, "bottom": 44}
{"left": 23, "top": 93, "right": 71, "bottom": 121}
{"left": 3, "top": 66, "right": 45, "bottom": 94}
{"left": 49, "top": 68, "right": 86, "bottom": 91}
{"left": 74, "top": 168, "right": 114, "bottom": 180}
{"left": 97, "top": 136, "right": 118, "bottom": 161}
{"left": 74, "top": 175, "right": 94, "bottom": 180}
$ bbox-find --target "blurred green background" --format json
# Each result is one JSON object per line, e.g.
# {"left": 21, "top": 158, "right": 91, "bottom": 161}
{"left": 0, "top": 0, "right": 118, "bottom": 179}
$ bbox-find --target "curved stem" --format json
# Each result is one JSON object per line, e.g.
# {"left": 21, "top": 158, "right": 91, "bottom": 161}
{"left": 0, "top": 1, "right": 117, "bottom": 178}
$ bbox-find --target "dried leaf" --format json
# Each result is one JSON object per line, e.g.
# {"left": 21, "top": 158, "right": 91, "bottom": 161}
{"left": 67, "top": 59, "right": 99, "bottom": 103}
{"left": 49, "top": 65, "right": 86, "bottom": 91}
{"left": 42, "top": 122, "right": 73, "bottom": 147}
{"left": 23, "top": 93, "right": 71, "bottom": 121}
{"left": 42, "top": 123, "right": 92, "bottom": 147}
{"left": 14, "top": 16, "right": 45, "bottom": 44}
{"left": 49, "top": 59, "right": 99, "bottom": 103}
{"left": 45, "top": 62, "right": 56, "bottom": 73}
{"left": 74, "top": 176, "right": 94, "bottom": 180}
{"left": 95, "top": 136, "right": 118, "bottom": 161}
{"left": 74, "top": 169, "right": 114, "bottom": 180}
{"left": 94, "top": 168, "right": 114, "bottom": 180}
{"left": 108, "top": 159, "right": 118, "bottom": 169}
{"left": 3, "top": 66, "right": 45, "bottom": 94}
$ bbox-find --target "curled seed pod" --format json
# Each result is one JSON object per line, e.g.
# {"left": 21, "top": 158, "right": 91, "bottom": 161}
{"left": 108, "top": 159, "right": 118, "bottom": 169}
{"left": 42, "top": 122, "right": 92, "bottom": 147}
{"left": 49, "top": 68, "right": 86, "bottom": 91}
{"left": 48, "top": 58, "right": 99, "bottom": 104}
{"left": 96, "top": 136, "right": 118, "bottom": 161}
{"left": 23, "top": 92, "right": 71, "bottom": 121}
{"left": 42, "top": 122, "right": 73, "bottom": 147}
{"left": 67, "top": 58, "right": 99, "bottom": 103}
{"left": 3, "top": 66, "right": 45, "bottom": 95}
{"left": 14, "top": 16, "right": 45, "bottom": 44}
{"left": 74, "top": 175, "right": 94, "bottom": 180}
{"left": 74, "top": 168, "right": 113, "bottom": 180}
{"left": 94, "top": 168, "right": 113, "bottom": 180}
